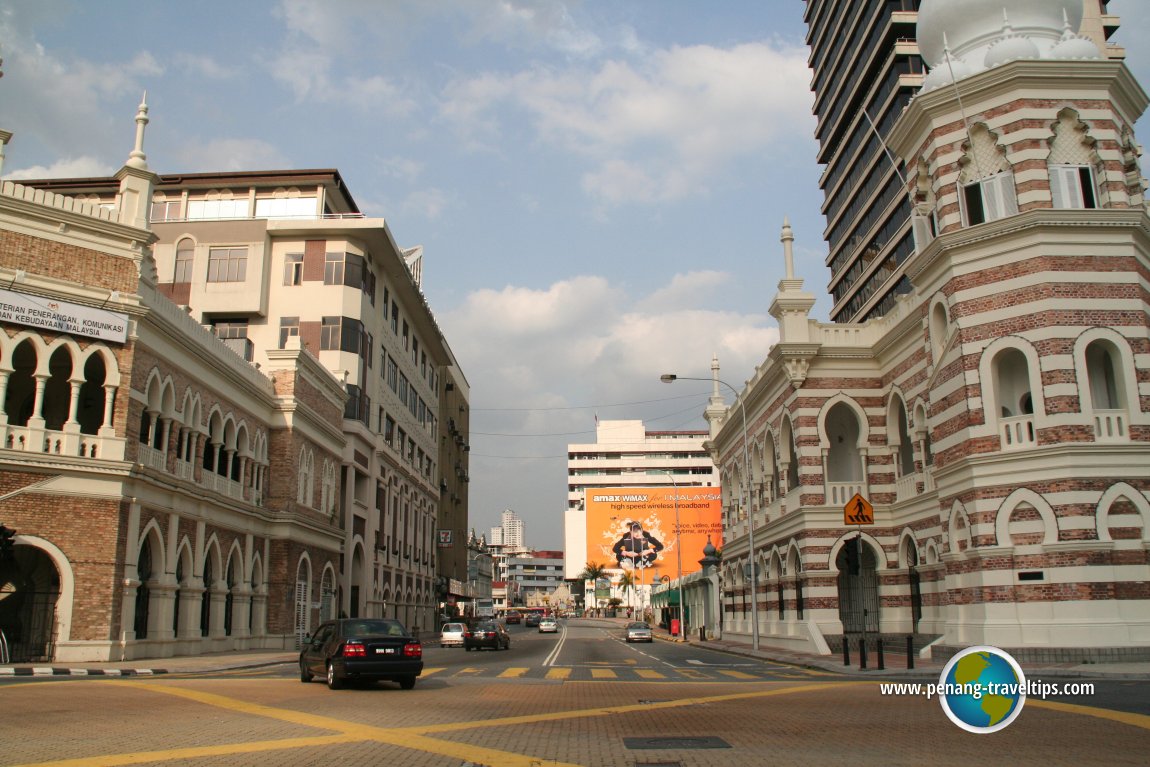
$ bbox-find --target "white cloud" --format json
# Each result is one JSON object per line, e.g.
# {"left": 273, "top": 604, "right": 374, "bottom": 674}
{"left": 275, "top": 0, "right": 602, "bottom": 57}
{"left": 172, "top": 53, "right": 235, "bottom": 80}
{"left": 443, "top": 273, "right": 775, "bottom": 416}
{"left": 172, "top": 138, "right": 291, "bottom": 172}
{"left": 401, "top": 188, "right": 450, "bottom": 221}
{"left": 440, "top": 41, "right": 815, "bottom": 205}
{"left": 5, "top": 156, "right": 115, "bottom": 180}
{"left": 446, "top": 271, "right": 776, "bottom": 545}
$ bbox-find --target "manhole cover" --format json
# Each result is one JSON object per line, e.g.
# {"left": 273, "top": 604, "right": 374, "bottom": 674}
{"left": 624, "top": 736, "right": 731, "bottom": 750}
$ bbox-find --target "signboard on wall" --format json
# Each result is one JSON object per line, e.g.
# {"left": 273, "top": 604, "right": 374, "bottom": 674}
{"left": 438, "top": 529, "right": 454, "bottom": 547}
{"left": 0, "top": 288, "right": 128, "bottom": 343}
{"left": 584, "top": 486, "right": 723, "bottom": 577}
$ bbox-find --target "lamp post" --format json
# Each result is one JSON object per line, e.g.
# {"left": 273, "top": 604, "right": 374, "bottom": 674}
{"left": 661, "top": 372, "right": 759, "bottom": 651}
{"left": 656, "top": 469, "right": 683, "bottom": 639}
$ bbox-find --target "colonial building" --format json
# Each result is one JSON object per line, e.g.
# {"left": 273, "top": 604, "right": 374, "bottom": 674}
{"left": 0, "top": 103, "right": 347, "bottom": 662}
{"left": 704, "top": 0, "right": 1150, "bottom": 662}
{"left": 0, "top": 100, "right": 470, "bottom": 661}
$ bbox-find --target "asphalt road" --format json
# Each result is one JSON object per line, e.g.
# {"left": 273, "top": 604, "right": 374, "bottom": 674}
{"left": 2, "top": 618, "right": 1147, "bottom": 767}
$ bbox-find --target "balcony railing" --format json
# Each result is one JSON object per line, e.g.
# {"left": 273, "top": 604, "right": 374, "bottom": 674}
{"left": 138, "top": 444, "right": 168, "bottom": 471}
{"left": 1000, "top": 415, "right": 1036, "bottom": 449}
{"left": 1, "top": 424, "right": 125, "bottom": 461}
{"left": 826, "top": 481, "right": 864, "bottom": 507}
{"left": 895, "top": 473, "right": 917, "bottom": 502}
{"left": 1094, "top": 410, "right": 1127, "bottom": 442}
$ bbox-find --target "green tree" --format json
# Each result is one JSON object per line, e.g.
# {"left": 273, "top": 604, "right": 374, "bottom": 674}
{"left": 616, "top": 570, "right": 635, "bottom": 611}
{"left": 580, "top": 562, "right": 606, "bottom": 581}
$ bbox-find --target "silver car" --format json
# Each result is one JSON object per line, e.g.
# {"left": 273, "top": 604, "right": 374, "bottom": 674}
{"left": 440, "top": 622, "right": 467, "bottom": 647}
{"left": 625, "top": 621, "right": 653, "bottom": 643}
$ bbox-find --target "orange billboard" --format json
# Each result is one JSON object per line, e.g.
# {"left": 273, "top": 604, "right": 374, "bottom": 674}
{"left": 584, "top": 486, "right": 723, "bottom": 577}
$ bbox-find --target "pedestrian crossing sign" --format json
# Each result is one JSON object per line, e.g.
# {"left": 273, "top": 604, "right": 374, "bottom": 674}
{"left": 844, "top": 493, "right": 874, "bottom": 525}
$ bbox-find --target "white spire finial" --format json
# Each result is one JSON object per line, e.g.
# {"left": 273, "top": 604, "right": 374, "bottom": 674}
{"left": 781, "top": 217, "right": 795, "bottom": 280}
{"left": 126, "top": 92, "right": 150, "bottom": 170}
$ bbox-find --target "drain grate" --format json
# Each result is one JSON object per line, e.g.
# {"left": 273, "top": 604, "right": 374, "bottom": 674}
{"left": 624, "top": 736, "right": 731, "bottom": 750}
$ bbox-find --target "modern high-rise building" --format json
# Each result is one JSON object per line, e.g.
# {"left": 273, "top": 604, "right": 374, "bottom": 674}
{"left": 563, "top": 419, "right": 719, "bottom": 579}
{"left": 805, "top": 0, "right": 1121, "bottom": 323}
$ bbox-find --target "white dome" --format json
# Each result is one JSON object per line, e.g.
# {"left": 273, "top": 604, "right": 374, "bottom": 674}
{"left": 1050, "top": 35, "right": 1103, "bottom": 60}
{"left": 918, "top": 0, "right": 1083, "bottom": 68}
{"left": 984, "top": 31, "right": 1040, "bottom": 69}
{"left": 922, "top": 56, "right": 975, "bottom": 91}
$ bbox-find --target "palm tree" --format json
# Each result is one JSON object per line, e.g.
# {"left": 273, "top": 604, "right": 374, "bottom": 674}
{"left": 580, "top": 562, "right": 607, "bottom": 615}
{"left": 617, "top": 570, "right": 635, "bottom": 613}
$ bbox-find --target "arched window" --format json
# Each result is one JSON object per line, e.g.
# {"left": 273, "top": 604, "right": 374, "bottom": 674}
{"left": 134, "top": 540, "right": 153, "bottom": 639}
{"left": 5, "top": 340, "right": 37, "bottom": 427}
{"left": 77, "top": 354, "right": 109, "bottom": 434}
{"left": 224, "top": 558, "right": 236, "bottom": 637}
{"left": 201, "top": 552, "right": 214, "bottom": 637}
{"left": 1048, "top": 109, "right": 1101, "bottom": 210}
{"left": 824, "top": 402, "right": 864, "bottom": 505}
{"left": 174, "top": 238, "right": 195, "bottom": 282}
{"left": 992, "top": 348, "right": 1035, "bottom": 448}
{"left": 959, "top": 124, "right": 1017, "bottom": 226}
{"left": 43, "top": 347, "right": 74, "bottom": 431}
{"left": 1083, "top": 338, "right": 1128, "bottom": 441}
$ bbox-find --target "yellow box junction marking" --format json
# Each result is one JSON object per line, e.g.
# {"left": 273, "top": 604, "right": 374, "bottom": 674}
{"left": 498, "top": 667, "right": 530, "bottom": 678}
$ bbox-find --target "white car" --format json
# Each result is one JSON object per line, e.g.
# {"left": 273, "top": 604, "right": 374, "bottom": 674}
{"left": 440, "top": 622, "right": 467, "bottom": 647}
{"left": 625, "top": 621, "right": 653, "bottom": 643}
{"left": 538, "top": 617, "right": 559, "bottom": 633}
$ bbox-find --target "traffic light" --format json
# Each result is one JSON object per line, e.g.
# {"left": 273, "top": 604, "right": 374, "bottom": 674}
{"left": 0, "top": 525, "right": 15, "bottom": 562}
{"left": 844, "top": 535, "right": 860, "bottom": 576}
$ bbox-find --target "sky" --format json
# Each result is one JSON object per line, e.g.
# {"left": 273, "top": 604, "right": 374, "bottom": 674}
{"left": 2, "top": 1, "right": 1149, "bottom": 551}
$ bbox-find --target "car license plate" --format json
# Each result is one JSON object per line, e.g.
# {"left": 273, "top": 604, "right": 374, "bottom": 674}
{"left": 376, "top": 647, "right": 396, "bottom": 654}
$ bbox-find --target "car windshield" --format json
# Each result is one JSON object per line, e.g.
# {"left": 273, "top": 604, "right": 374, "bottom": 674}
{"left": 627, "top": 622, "right": 648, "bottom": 629}
{"left": 344, "top": 619, "right": 407, "bottom": 637}
{"left": 475, "top": 622, "right": 499, "bottom": 631}
{"left": 442, "top": 623, "right": 464, "bottom": 632}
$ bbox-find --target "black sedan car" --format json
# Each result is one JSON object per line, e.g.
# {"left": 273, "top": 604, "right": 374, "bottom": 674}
{"left": 464, "top": 621, "right": 511, "bottom": 651}
{"left": 299, "top": 618, "right": 423, "bottom": 690}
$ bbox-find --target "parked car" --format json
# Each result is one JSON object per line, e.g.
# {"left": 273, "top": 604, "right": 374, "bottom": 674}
{"left": 440, "top": 622, "right": 467, "bottom": 647}
{"left": 524, "top": 612, "right": 542, "bottom": 627}
{"left": 625, "top": 621, "right": 653, "bottom": 643}
{"left": 299, "top": 618, "right": 423, "bottom": 690}
{"left": 538, "top": 617, "right": 559, "bottom": 633}
{"left": 504, "top": 611, "right": 522, "bottom": 625}
{"left": 464, "top": 621, "right": 511, "bottom": 651}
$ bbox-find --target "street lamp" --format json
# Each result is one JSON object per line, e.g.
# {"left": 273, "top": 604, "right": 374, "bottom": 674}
{"left": 661, "top": 371, "right": 759, "bottom": 651}
{"left": 656, "top": 469, "right": 683, "bottom": 639}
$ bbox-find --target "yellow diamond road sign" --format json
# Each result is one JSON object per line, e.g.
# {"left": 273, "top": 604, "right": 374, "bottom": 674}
{"left": 844, "top": 493, "right": 874, "bottom": 525}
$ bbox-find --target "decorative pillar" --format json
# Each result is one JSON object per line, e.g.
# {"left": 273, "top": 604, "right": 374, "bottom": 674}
{"left": 98, "top": 384, "right": 117, "bottom": 436}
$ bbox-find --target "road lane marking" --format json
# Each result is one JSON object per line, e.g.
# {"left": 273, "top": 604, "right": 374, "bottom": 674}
{"left": 718, "top": 670, "right": 758, "bottom": 679}
{"left": 1027, "top": 699, "right": 1150, "bottom": 731}
{"left": 545, "top": 668, "right": 571, "bottom": 680}
{"left": 676, "top": 669, "right": 709, "bottom": 679}
{"left": 455, "top": 667, "right": 484, "bottom": 676}
{"left": 590, "top": 668, "right": 617, "bottom": 679}
{"left": 420, "top": 667, "right": 445, "bottom": 677}
{"left": 499, "top": 667, "right": 529, "bottom": 678}
{"left": 635, "top": 669, "right": 665, "bottom": 679}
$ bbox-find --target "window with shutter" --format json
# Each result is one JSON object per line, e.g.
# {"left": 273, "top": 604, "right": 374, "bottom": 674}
{"left": 1049, "top": 165, "right": 1097, "bottom": 209}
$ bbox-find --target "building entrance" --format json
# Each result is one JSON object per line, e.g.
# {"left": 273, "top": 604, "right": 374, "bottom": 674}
{"left": 0, "top": 544, "right": 61, "bottom": 662}
{"left": 836, "top": 539, "right": 879, "bottom": 635}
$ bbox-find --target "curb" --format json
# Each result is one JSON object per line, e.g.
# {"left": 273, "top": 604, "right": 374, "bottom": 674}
{"left": 0, "top": 667, "right": 169, "bottom": 677}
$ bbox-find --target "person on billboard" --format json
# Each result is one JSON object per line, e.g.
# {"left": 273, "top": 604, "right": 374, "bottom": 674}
{"left": 613, "top": 521, "right": 663, "bottom": 569}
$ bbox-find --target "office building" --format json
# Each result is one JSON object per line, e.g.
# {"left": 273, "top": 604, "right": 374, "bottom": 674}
{"left": 0, "top": 101, "right": 469, "bottom": 661}
{"left": 806, "top": 0, "right": 1121, "bottom": 322}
